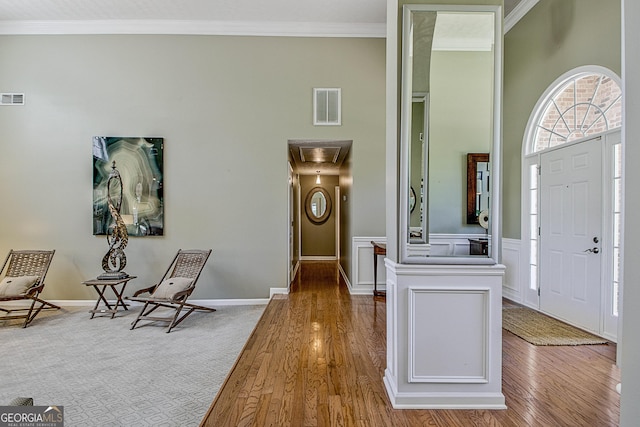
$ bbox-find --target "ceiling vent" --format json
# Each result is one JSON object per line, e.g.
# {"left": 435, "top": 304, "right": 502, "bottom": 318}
{"left": 1, "top": 93, "right": 25, "bottom": 106}
{"left": 313, "top": 88, "right": 341, "bottom": 126}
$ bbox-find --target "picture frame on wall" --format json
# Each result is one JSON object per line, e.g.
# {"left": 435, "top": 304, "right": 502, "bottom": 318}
{"left": 92, "top": 136, "right": 164, "bottom": 236}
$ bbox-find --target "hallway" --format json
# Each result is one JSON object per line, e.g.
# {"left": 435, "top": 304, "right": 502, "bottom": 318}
{"left": 201, "top": 261, "right": 620, "bottom": 426}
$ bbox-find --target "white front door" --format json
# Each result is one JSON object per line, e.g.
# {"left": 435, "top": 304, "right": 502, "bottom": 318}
{"left": 539, "top": 137, "right": 602, "bottom": 333}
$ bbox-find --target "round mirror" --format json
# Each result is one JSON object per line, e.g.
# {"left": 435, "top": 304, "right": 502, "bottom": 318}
{"left": 305, "top": 187, "right": 332, "bottom": 224}
{"left": 409, "top": 186, "right": 416, "bottom": 213}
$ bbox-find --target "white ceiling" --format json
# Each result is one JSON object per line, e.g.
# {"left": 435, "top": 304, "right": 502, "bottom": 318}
{"left": 0, "top": 0, "right": 535, "bottom": 35}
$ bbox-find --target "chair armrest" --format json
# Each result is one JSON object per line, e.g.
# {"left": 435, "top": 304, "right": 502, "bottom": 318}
{"left": 24, "top": 282, "right": 44, "bottom": 297}
{"left": 169, "top": 286, "right": 194, "bottom": 301}
{"left": 132, "top": 285, "right": 157, "bottom": 297}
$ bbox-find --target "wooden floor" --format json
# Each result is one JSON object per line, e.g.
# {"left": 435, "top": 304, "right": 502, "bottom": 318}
{"left": 201, "top": 261, "right": 620, "bottom": 426}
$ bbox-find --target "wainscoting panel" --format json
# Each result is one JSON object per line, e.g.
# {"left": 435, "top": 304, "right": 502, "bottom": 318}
{"left": 502, "top": 238, "right": 523, "bottom": 302}
{"left": 408, "top": 287, "right": 489, "bottom": 383}
{"left": 383, "top": 261, "right": 506, "bottom": 409}
{"left": 350, "top": 236, "right": 386, "bottom": 294}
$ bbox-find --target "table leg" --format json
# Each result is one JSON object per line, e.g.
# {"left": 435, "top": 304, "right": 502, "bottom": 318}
{"left": 373, "top": 251, "right": 378, "bottom": 296}
{"left": 110, "top": 283, "right": 129, "bottom": 318}
{"left": 90, "top": 285, "right": 114, "bottom": 319}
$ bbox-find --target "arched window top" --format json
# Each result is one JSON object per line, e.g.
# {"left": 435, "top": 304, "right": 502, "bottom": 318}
{"left": 525, "top": 66, "right": 622, "bottom": 155}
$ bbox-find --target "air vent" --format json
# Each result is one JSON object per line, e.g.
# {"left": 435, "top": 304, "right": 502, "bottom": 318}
{"left": 1, "top": 93, "right": 25, "bottom": 105}
{"left": 313, "top": 88, "right": 341, "bottom": 126}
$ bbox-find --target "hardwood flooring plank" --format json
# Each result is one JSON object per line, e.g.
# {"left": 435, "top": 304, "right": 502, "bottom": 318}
{"left": 201, "top": 261, "right": 620, "bottom": 427}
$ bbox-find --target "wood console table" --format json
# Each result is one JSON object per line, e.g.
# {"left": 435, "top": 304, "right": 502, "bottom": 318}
{"left": 371, "top": 241, "right": 386, "bottom": 297}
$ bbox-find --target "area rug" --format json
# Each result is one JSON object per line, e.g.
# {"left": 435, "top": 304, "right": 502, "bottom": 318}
{"left": 502, "top": 306, "right": 608, "bottom": 346}
{"left": 0, "top": 303, "right": 265, "bottom": 426}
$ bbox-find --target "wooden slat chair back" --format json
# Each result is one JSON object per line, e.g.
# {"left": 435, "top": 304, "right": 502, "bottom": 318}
{"left": 128, "top": 249, "right": 213, "bottom": 333}
{"left": 0, "top": 249, "right": 59, "bottom": 327}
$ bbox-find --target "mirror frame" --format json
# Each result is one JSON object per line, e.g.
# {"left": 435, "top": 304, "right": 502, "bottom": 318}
{"left": 467, "top": 153, "right": 490, "bottom": 224}
{"left": 399, "top": 3, "right": 502, "bottom": 265}
{"left": 305, "top": 187, "right": 332, "bottom": 224}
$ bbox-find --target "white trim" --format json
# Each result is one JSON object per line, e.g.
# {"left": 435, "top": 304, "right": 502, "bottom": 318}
{"left": 504, "top": 0, "right": 540, "bottom": 33}
{"left": 187, "top": 298, "right": 270, "bottom": 306}
{"left": 0, "top": 20, "right": 386, "bottom": 38}
{"left": 399, "top": 4, "right": 502, "bottom": 266}
{"left": 291, "top": 260, "right": 300, "bottom": 284}
{"left": 337, "top": 262, "right": 351, "bottom": 290}
{"left": 335, "top": 186, "right": 341, "bottom": 259}
{"left": 382, "top": 377, "right": 507, "bottom": 410}
{"left": 1, "top": 298, "right": 270, "bottom": 308}
{"left": 270, "top": 288, "right": 289, "bottom": 297}
{"left": 300, "top": 256, "right": 336, "bottom": 261}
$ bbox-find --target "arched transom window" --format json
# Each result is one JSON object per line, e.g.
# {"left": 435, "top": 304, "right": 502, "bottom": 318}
{"left": 532, "top": 72, "right": 622, "bottom": 152}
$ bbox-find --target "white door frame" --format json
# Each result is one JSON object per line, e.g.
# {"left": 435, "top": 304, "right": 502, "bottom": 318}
{"left": 287, "top": 162, "right": 294, "bottom": 287}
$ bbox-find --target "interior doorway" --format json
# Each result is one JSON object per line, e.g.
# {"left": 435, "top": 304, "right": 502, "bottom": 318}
{"left": 287, "top": 139, "right": 352, "bottom": 282}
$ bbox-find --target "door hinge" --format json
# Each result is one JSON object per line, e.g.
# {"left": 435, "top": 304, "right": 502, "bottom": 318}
{"left": 537, "top": 287, "right": 540, "bottom": 296}
{"left": 537, "top": 164, "right": 541, "bottom": 175}
{"left": 538, "top": 226, "right": 541, "bottom": 236}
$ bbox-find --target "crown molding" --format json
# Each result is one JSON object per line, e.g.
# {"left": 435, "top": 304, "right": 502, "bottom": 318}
{"left": 0, "top": 19, "right": 386, "bottom": 37}
{"left": 505, "top": 0, "right": 539, "bottom": 33}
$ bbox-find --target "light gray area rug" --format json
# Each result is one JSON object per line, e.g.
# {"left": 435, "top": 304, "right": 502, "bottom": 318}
{"left": 0, "top": 303, "right": 265, "bottom": 426}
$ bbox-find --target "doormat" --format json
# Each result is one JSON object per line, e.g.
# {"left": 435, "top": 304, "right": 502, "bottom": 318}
{"left": 502, "top": 306, "right": 609, "bottom": 346}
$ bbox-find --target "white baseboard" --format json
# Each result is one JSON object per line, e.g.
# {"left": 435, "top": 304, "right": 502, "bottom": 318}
{"left": 300, "top": 256, "right": 337, "bottom": 261}
{"left": 338, "top": 262, "right": 352, "bottom": 290}
{"left": 1, "top": 298, "right": 270, "bottom": 308}
{"left": 270, "top": 288, "right": 288, "bottom": 298}
{"left": 189, "top": 299, "right": 270, "bottom": 306}
{"left": 384, "top": 370, "right": 506, "bottom": 409}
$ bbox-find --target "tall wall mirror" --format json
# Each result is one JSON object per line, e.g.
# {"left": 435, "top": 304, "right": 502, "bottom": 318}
{"left": 399, "top": 4, "right": 502, "bottom": 264}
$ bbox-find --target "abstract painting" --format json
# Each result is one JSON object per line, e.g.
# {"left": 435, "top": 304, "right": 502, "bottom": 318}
{"left": 93, "top": 137, "right": 164, "bottom": 236}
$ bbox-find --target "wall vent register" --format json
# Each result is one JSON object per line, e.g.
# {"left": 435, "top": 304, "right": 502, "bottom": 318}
{"left": 1, "top": 93, "right": 25, "bottom": 105}
{"left": 313, "top": 88, "right": 341, "bottom": 126}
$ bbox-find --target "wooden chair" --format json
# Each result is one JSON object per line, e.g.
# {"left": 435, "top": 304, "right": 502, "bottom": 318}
{"left": 128, "top": 249, "right": 214, "bottom": 333}
{"left": 0, "top": 250, "right": 59, "bottom": 327}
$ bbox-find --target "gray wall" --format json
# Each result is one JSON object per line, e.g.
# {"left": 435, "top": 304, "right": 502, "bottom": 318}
{"left": 0, "top": 34, "right": 386, "bottom": 299}
{"left": 503, "top": 0, "right": 621, "bottom": 238}
{"left": 428, "top": 50, "right": 493, "bottom": 234}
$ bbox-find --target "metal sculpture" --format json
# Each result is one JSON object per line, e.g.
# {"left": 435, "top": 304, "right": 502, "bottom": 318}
{"left": 98, "top": 161, "right": 129, "bottom": 279}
